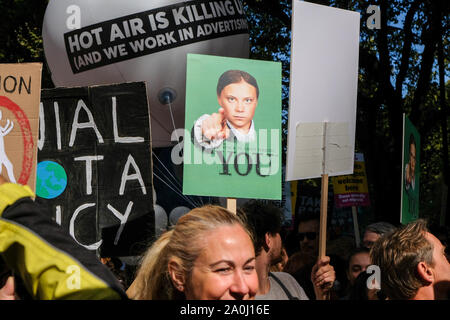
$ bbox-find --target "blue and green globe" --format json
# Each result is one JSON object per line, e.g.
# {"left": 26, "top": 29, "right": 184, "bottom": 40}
{"left": 36, "top": 161, "right": 68, "bottom": 199}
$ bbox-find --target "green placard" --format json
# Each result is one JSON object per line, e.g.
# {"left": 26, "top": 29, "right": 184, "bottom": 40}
{"left": 401, "top": 114, "right": 420, "bottom": 224}
{"left": 182, "top": 53, "right": 282, "bottom": 200}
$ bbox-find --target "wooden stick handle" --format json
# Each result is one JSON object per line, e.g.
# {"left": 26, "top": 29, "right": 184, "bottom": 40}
{"left": 227, "top": 198, "right": 237, "bottom": 214}
{"left": 318, "top": 174, "right": 328, "bottom": 258}
{"left": 352, "top": 206, "right": 361, "bottom": 248}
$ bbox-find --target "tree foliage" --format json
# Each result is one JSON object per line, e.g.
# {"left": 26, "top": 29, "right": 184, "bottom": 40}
{"left": 0, "top": 0, "right": 51, "bottom": 87}
{"left": 244, "top": 0, "right": 449, "bottom": 225}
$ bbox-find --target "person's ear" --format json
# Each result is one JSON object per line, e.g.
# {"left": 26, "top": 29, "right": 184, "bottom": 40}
{"left": 416, "top": 261, "right": 433, "bottom": 285}
{"left": 263, "top": 232, "right": 272, "bottom": 252}
{"left": 168, "top": 258, "right": 186, "bottom": 292}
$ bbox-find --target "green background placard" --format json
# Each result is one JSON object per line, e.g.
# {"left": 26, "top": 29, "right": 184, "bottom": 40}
{"left": 183, "top": 53, "right": 282, "bottom": 200}
{"left": 401, "top": 115, "right": 420, "bottom": 224}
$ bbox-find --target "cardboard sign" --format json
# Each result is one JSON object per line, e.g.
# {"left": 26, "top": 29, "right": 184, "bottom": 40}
{"left": 400, "top": 115, "right": 420, "bottom": 224}
{"left": 182, "top": 53, "right": 282, "bottom": 200}
{"left": 332, "top": 153, "right": 370, "bottom": 208}
{"left": 38, "top": 82, "right": 154, "bottom": 257}
{"left": 286, "top": 1, "right": 360, "bottom": 181}
{"left": 0, "top": 63, "right": 42, "bottom": 190}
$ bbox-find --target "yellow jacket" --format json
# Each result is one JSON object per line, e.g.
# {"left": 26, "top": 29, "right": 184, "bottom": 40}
{"left": 0, "top": 183, "right": 127, "bottom": 300}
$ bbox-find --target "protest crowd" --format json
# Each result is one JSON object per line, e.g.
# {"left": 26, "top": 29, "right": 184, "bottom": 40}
{"left": 0, "top": 177, "right": 448, "bottom": 300}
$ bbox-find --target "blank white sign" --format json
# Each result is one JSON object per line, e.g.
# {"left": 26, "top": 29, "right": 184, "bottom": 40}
{"left": 286, "top": 1, "right": 360, "bottom": 181}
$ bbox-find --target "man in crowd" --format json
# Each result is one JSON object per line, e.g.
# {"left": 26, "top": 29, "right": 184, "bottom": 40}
{"left": 238, "top": 200, "right": 335, "bottom": 300}
{"left": 370, "top": 219, "right": 450, "bottom": 300}
{"left": 362, "top": 221, "right": 396, "bottom": 249}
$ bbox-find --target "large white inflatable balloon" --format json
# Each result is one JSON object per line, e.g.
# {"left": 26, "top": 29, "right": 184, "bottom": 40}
{"left": 169, "top": 206, "right": 190, "bottom": 226}
{"left": 42, "top": 0, "right": 249, "bottom": 147}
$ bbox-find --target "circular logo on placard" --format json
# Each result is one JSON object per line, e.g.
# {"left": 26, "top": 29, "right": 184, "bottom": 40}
{"left": 36, "top": 161, "right": 68, "bottom": 199}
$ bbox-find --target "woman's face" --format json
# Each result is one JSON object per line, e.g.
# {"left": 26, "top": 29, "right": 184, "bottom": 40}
{"left": 217, "top": 80, "right": 258, "bottom": 134}
{"left": 184, "top": 224, "right": 258, "bottom": 300}
{"left": 347, "top": 252, "right": 371, "bottom": 285}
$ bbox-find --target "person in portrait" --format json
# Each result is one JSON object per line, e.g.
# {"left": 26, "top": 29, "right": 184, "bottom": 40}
{"left": 192, "top": 69, "right": 259, "bottom": 150}
{"left": 405, "top": 133, "right": 416, "bottom": 192}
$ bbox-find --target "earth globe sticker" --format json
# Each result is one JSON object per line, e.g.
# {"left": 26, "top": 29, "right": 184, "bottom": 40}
{"left": 36, "top": 161, "right": 68, "bottom": 199}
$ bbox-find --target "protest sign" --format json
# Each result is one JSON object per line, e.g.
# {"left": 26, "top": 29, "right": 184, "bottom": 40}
{"left": 182, "top": 53, "right": 282, "bottom": 200}
{"left": 38, "top": 82, "right": 154, "bottom": 257}
{"left": 332, "top": 153, "right": 370, "bottom": 208}
{"left": 400, "top": 114, "right": 420, "bottom": 224}
{"left": 0, "top": 63, "right": 42, "bottom": 190}
{"left": 287, "top": 1, "right": 360, "bottom": 267}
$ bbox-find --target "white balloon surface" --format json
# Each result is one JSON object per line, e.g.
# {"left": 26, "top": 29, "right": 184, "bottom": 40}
{"left": 154, "top": 204, "right": 168, "bottom": 237}
{"left": 169, "top": 206, "right": 190, "bottom": 226}
{"left": 42, "top": 0, "right": 249, "bottom": 147}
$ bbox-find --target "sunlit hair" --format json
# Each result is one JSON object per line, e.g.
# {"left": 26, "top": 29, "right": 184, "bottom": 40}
{"left": 129, "top": 205, "right": 253, "bottom": 300}
{"left": 369, "top": 219, "right": 434, "bottom": 300}
{"left": 216, "top": 70, "right": 259, "bottom": 98}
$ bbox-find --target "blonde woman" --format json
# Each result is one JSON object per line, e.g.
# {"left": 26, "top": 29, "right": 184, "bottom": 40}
{"left": 127, "top": 205, "right": 259, "bottom": 300}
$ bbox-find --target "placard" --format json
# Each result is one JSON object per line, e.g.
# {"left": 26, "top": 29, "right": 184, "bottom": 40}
{"left": 0, "top": 63, "right": 42, "bottom": 190}
{"left": 400, "top": 114, "right": 420, "bottom": 224}
{"left": 182, "top": 53, "right": 282, "bottom": 200}
{"left": 286, "top": 1, "right": 360, "bottom": 181}
{"left": 38, "top": 82, "right": 154, "bottom": 257}
{"left": 332, "top": 153, "right": 370, "bottom": 208}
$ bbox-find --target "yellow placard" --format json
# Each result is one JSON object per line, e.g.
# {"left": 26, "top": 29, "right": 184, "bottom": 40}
{"left": 332, "top": 160, "right": 369, "bottom": 194}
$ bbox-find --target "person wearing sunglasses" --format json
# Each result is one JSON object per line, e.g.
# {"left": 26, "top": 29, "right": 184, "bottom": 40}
{"left": 297, "top": 232, "right": 318, "bottom": 250}
{"left": 296, "top": 213, "right": 320, "bottom": 266}
{"left": 284, "top": 212, "right": 345, "bottom": 299}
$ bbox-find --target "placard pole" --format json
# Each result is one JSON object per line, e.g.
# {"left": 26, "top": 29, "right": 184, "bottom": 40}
{"left": 318, "top": 173, "right": 329, "bottom": 259}
{"left": 318, "top": 122, "right": 328, "bottom": 259}
{"left": 318, "top": 122, "right": 331, "bottom": 300}
{"left": 227, "top": 198, "right": 237, "bottom": 214}
{"left": 352, "top": 206, "right": 361, "bottom": 248}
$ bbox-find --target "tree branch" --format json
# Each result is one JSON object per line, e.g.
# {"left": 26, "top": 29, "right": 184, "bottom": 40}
{"left": 395, "top": 0, "right": 421, "bottom": 97}
{"left": 409, "top": 0, "right": 441, "bottom": 124}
